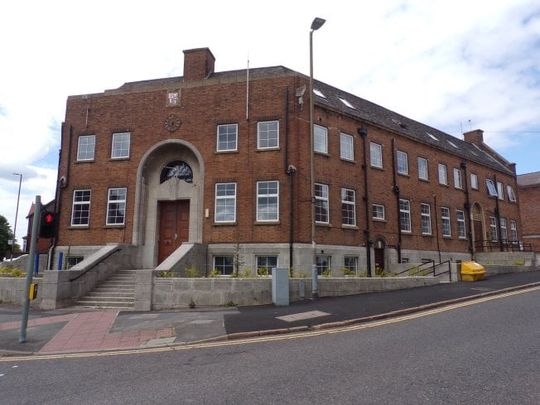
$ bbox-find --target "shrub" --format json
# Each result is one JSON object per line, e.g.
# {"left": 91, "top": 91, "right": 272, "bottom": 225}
{"left": 185, "top": 266, "right": 200, "bottom": 278}
{"left": 240, "top": 267, "right": 253, "bottom": 278}
{"left": 322, "top": 268, "right": 332, "bottom": 278}
{"left": 341, "top": 267, "right": 355, "bottom": 276}
{"left": 0, "top": 267, "right": 25, "bottom": 278}
{"left": 157, "top": 271, "right": 174, "bottom": 278}
{"left": 257, "top": 267, "right": 269, "bottom": 277}
{"left": 209, "top": 268, "right": 221, "bottom": 278}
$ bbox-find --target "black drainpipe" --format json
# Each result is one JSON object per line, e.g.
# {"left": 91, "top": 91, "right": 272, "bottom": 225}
{"left": 461, "top": 161, "right": 474, "bottom": 259}
{"left": 433, "top": 194, "right": 442, "bottom": 263}
{"left": 284, "top": 87, "right": 296, "bottom": 272}
{"left": 493, "top": 173, "right": 503, "bottom": 252}
{"left": 358, "top": 127, "right": 372, "bottom": 277}
{"left": 391, "top": 138, "right": 402, "bottom": 263}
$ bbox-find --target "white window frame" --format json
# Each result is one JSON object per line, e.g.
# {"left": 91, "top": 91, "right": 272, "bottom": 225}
{"left": 370, "top": 142, "right": 383, "bottom": 168}
{"left": 314, "top": 183, "right": 329, "bottom": 224}
{"left": 372, "top": 204, "right": 385, "bottom": 221}
{"left": 438, "top": 163, "right": 448, "bottom": 185}
{"left": 456, "top": 209, "right": 466, "bottom": 239}
{"left": 106, "top": 188, "right": 127, "bottom": 226}
{"left": 343, "top": 256, "right": 358, "bottom": 274}
{"left": 417, "top": 157, "right": 429, "bottom": 181}
{"left": 315, "top": 255, "right": 331, "bottom": 275}
{"left": 496, "top": 181, "right": 504, "bottom": 200}
{"left": 507, "top": 185, "right": 517, "bottom": 202}
{"left": 314, "top": 125, "right": 328, "bottom": 154}
{"left": 215, "top": 182, "right": 237, "bottom": 223}
{"left": 77, "top": 135, "right": 95, "bottom": 161}
{"left": 396, "top": 150, "right": 409, "bottom": 175}
{"left": 71, "top": 189, "right": 91, "bottom": 226}
{"left": 399, "top": 199, "right": 412, "bottom": 233}
{"left": 486, "top": 179, "right": 498, "bottom": 197}
{"left": 340, "top": 133, "right": 354, "bottom": 161}
{"left": 213, "top": 256, "right": 234, "bottom": 276}
{"left": 441, "top": 207, "right": 451, "bottom": 237}
{"left": 256, "top": 180, "right": 279, "bottom": 222}
{"left": 341, "top": 188, "right": 356, "bottom": 226}
{"left": 257, "top": 121, "right": 279, "bottom": 150}
{"left": 470, "top": 173, "right": 479, "bottom": 190}
{"left": 510, "top": 220, "right": 518, "bottom": 242}
{"left": 216, "top": 124, "right": 238, "bottom": 152}
{"left": 453, "top": 168, "right": 463, "bottom": 189}
{"left": 256, "top": 255, "right": 278, "bottom": 276}
{"left": 500, "top": 217, "right": 508, "bottom": 241}
{"left": 420, "top": 203, "right": 432, "bottom": 235}
{"left": 489, "top": 216, "right": 498, "bottom": 241}
{"left": 111, "top": 132, "right": 131, "bottom": 159}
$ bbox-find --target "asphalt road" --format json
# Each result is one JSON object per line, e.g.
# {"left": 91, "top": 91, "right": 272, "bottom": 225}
{"left": 1, "top": 288, "right": 538, "bottom": 404}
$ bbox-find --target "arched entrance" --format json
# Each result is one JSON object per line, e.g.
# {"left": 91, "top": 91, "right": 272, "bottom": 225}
{"left": 472, "top": 202, "right": 485, "bottom": 252}
{"left": 374, "top": 238, "right": 386, "bottom": 271}
{"left": 133, "top": 140, "right": 204, "bottom": 268}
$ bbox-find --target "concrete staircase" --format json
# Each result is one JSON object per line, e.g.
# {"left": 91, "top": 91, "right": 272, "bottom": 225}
{"left": 75, "top": 269, "right": 137, "bottom": 309}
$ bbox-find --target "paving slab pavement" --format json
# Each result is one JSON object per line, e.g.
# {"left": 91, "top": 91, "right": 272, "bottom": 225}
{"left": 0, "top": 270, "right": 539, "bottom": 356}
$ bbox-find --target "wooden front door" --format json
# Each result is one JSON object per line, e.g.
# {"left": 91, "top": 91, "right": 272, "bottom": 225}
{"left": 474, "top": 220, "right": 483, "bottom": 251}
{"left": 374, "top": 248, "right": 385, "bottom": 271}
{"left": 158, "top": 200, "right": 190, "bottom": 264}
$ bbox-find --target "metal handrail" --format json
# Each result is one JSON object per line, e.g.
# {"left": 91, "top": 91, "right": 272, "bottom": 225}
{"left": 475, "top": 239, "right": 532, "bottom": 252}
{"left": 396, "top": 259, "right": 452, "bottom": 282}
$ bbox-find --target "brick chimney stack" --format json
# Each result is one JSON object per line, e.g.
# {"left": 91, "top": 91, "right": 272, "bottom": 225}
{"left": 463, "top": 129, "right": 484, "bottom": 145}
{"left": 183, "top": 48, "right": 215, "bottom": 82}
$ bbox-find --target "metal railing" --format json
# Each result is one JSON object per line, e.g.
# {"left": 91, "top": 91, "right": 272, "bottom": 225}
{"left": 475, "top": 239, "right": 533, "bottom": 253}
{"left": 395, "top": 260, "right": 452, "bottom": 281}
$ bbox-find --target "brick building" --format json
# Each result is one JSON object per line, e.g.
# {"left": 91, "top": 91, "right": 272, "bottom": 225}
{"left": 53, "top": 47, "right": 522, "bottom": 276}
{"left": 517, "top": 172, "right": 540, "bottom": 252}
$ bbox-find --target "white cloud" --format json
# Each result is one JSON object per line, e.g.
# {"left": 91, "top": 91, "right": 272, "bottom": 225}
{"left": 1, "top": 0, "right": 540, "bottom": 240}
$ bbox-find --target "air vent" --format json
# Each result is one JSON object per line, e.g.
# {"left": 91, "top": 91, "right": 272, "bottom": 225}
{"left": 313, "top": 89, "right": 326, "bottom": 98}
{"left": 338, "top": 97, "right": 355, "bottom": 109}
{"left": 426, "top": 132, "right": 439, "bottom": 141}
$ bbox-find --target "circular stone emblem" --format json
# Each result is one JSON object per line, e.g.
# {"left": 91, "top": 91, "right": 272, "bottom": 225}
{"left": 164, "top": 114, "right": 182, "bottom": 132}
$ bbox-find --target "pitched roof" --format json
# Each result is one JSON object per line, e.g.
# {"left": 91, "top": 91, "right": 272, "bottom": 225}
{"left": 102, "top": 65, "right": 513, "bottom": 175}
{"left": 517, "top": 171, "right": 540, "bottom": 187}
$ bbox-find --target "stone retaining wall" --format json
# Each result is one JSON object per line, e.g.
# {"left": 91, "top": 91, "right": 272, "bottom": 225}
{"left": 0, "top": 277, "right": 42, "bottom": 306}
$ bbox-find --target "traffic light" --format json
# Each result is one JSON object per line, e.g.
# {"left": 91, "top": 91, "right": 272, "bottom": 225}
{"left": 39, "top": 211, "right": 56, "bottom": 238}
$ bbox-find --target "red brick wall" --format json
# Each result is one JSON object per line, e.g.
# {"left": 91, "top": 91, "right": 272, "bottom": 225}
{"left": 518, "top": 185, "right": 540, "bottom": 251}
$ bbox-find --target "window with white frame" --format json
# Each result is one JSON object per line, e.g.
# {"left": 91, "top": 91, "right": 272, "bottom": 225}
{"left": 441, "top": 207, "right": 451, "bottom": 237}
{"left": 370, "top": 142, "right": 383, "bottom": 168}
{"left": 489, "top": 216, "right": 498, "bottom": 241}
{"left": 71, "top": 190, "right": 91, "bottom": 226}
{"left": 510, "top": 220, "right": 517, "bottom": 242}
{"left": 257, "top": 121, "right": 279, "bottom": 149}
{"left": 454, "top": 168, "right": 463, "bottom": 189}
{"left": 344, "top": 257, "right": 358, "bottom": 274}
{"left": 397, "top": 150, "right": 409, "bottom": 175}
{"left": 438, "top": 163, "right": 448, "bottom": 185}
{"left": 372, "top": 204, "right": 385, "bottom": 221}
{"left": 106, "top": 188, "right": 127, "bottom": 225}
{"left": 399, "top": 199, "right": 411, "bottom": 233}
{"left": 111, "top": 132, "right": 130, "bottom": 159}
{"left": 470, "top": 173, "right": 479, "bottom": 190}
{"left": 215, "top": 183, "right": 236, "bottom": 223}
{"left": 315, "top": 255, "right": 331, "bottom": 275}
{"left": 340, "top": 133, "right": 354, "bottom": 161}
{"left": 256, "top": 181, "right": 279, "bottom": 222}
{"left": 500, "top": 217, "right": 508, "bottom": 241}
{"left": 256, "top": 256, "right": 278, "bottom": 276}
{"left": 314, "top": 125, "right": 328, "bottom": 154}
{"left": 77, "top": 135, "right": 95, "bottom": 161}
{"left": 314, "top": 183, "right": 329, "bottom": 224}
{"left": 456, "top": 210, "right": 466, "bottom": 239}
{"left": 420, "top": 203, "right": 432, "bottom": 235}
{"left": 216, "top": 124, "right": 238, "bottom": 152}
{"left": 486, "top": 179, "right": 498, "bottom": 197}
{"left": 496, "top": 181, "right": 504, "bottom": 200}
{"left": 341, "top": 188, "right": 356, "bottom": 226}
{"left": 507, "top": 185, "right": 517, "bottom": 202}
{"left": 213, "top": 256, "right": 234, "bottom": 276}
{"left": 417, "top": 157, "right": 428, "bottom": 180}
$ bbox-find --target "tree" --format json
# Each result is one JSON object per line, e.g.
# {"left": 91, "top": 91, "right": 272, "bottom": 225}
{"left": 0, "top": 215, "right": 17, "bottom": 261}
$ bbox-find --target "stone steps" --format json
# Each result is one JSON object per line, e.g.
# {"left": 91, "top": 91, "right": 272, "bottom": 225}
{"left": 75, "top": 269, "right": 138, "bottom": 309}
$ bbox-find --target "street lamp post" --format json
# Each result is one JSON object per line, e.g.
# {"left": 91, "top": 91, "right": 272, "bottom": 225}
{"left": 11, "top": 173, "right": 23, "bottom": 260}
{"left": 309, "top": 17, "right": 326, "bottom": 281}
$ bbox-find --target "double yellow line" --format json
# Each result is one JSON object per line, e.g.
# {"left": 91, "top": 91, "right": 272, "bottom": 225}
{"left": 2, "top": 285, "right": 538, "bottom": 363}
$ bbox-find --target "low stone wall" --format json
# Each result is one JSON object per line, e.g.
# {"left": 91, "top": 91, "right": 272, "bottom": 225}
{"left": 485, "top": 265, "right": 539, "bottom": 276}
{"left": 0, "top": 277, "right": 42, "bottom": 306}
{"left": 475, "top": 251, "right": 536, "bottom": 267}
{"left": 150, "top": 276, "right": 440, "bottom": 309}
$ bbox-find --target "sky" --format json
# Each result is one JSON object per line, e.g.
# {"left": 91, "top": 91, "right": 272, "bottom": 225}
{"left": 1, "top": 0, "right": 539, "bottom": 244}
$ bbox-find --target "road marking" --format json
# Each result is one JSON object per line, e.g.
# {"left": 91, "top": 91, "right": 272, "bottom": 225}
{"left": 1, "top": 285, "right": 538, "bottom": 363}
{"left": 276, "top": 310, "right": 331, "bottom": 322}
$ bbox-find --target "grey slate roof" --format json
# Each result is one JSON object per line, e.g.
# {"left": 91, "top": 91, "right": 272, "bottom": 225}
{"left": 517, "top": 171, "right": 540, "bottom": 187}
{"left": 110, "top": 65, "right": 513, "bottom": 175}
